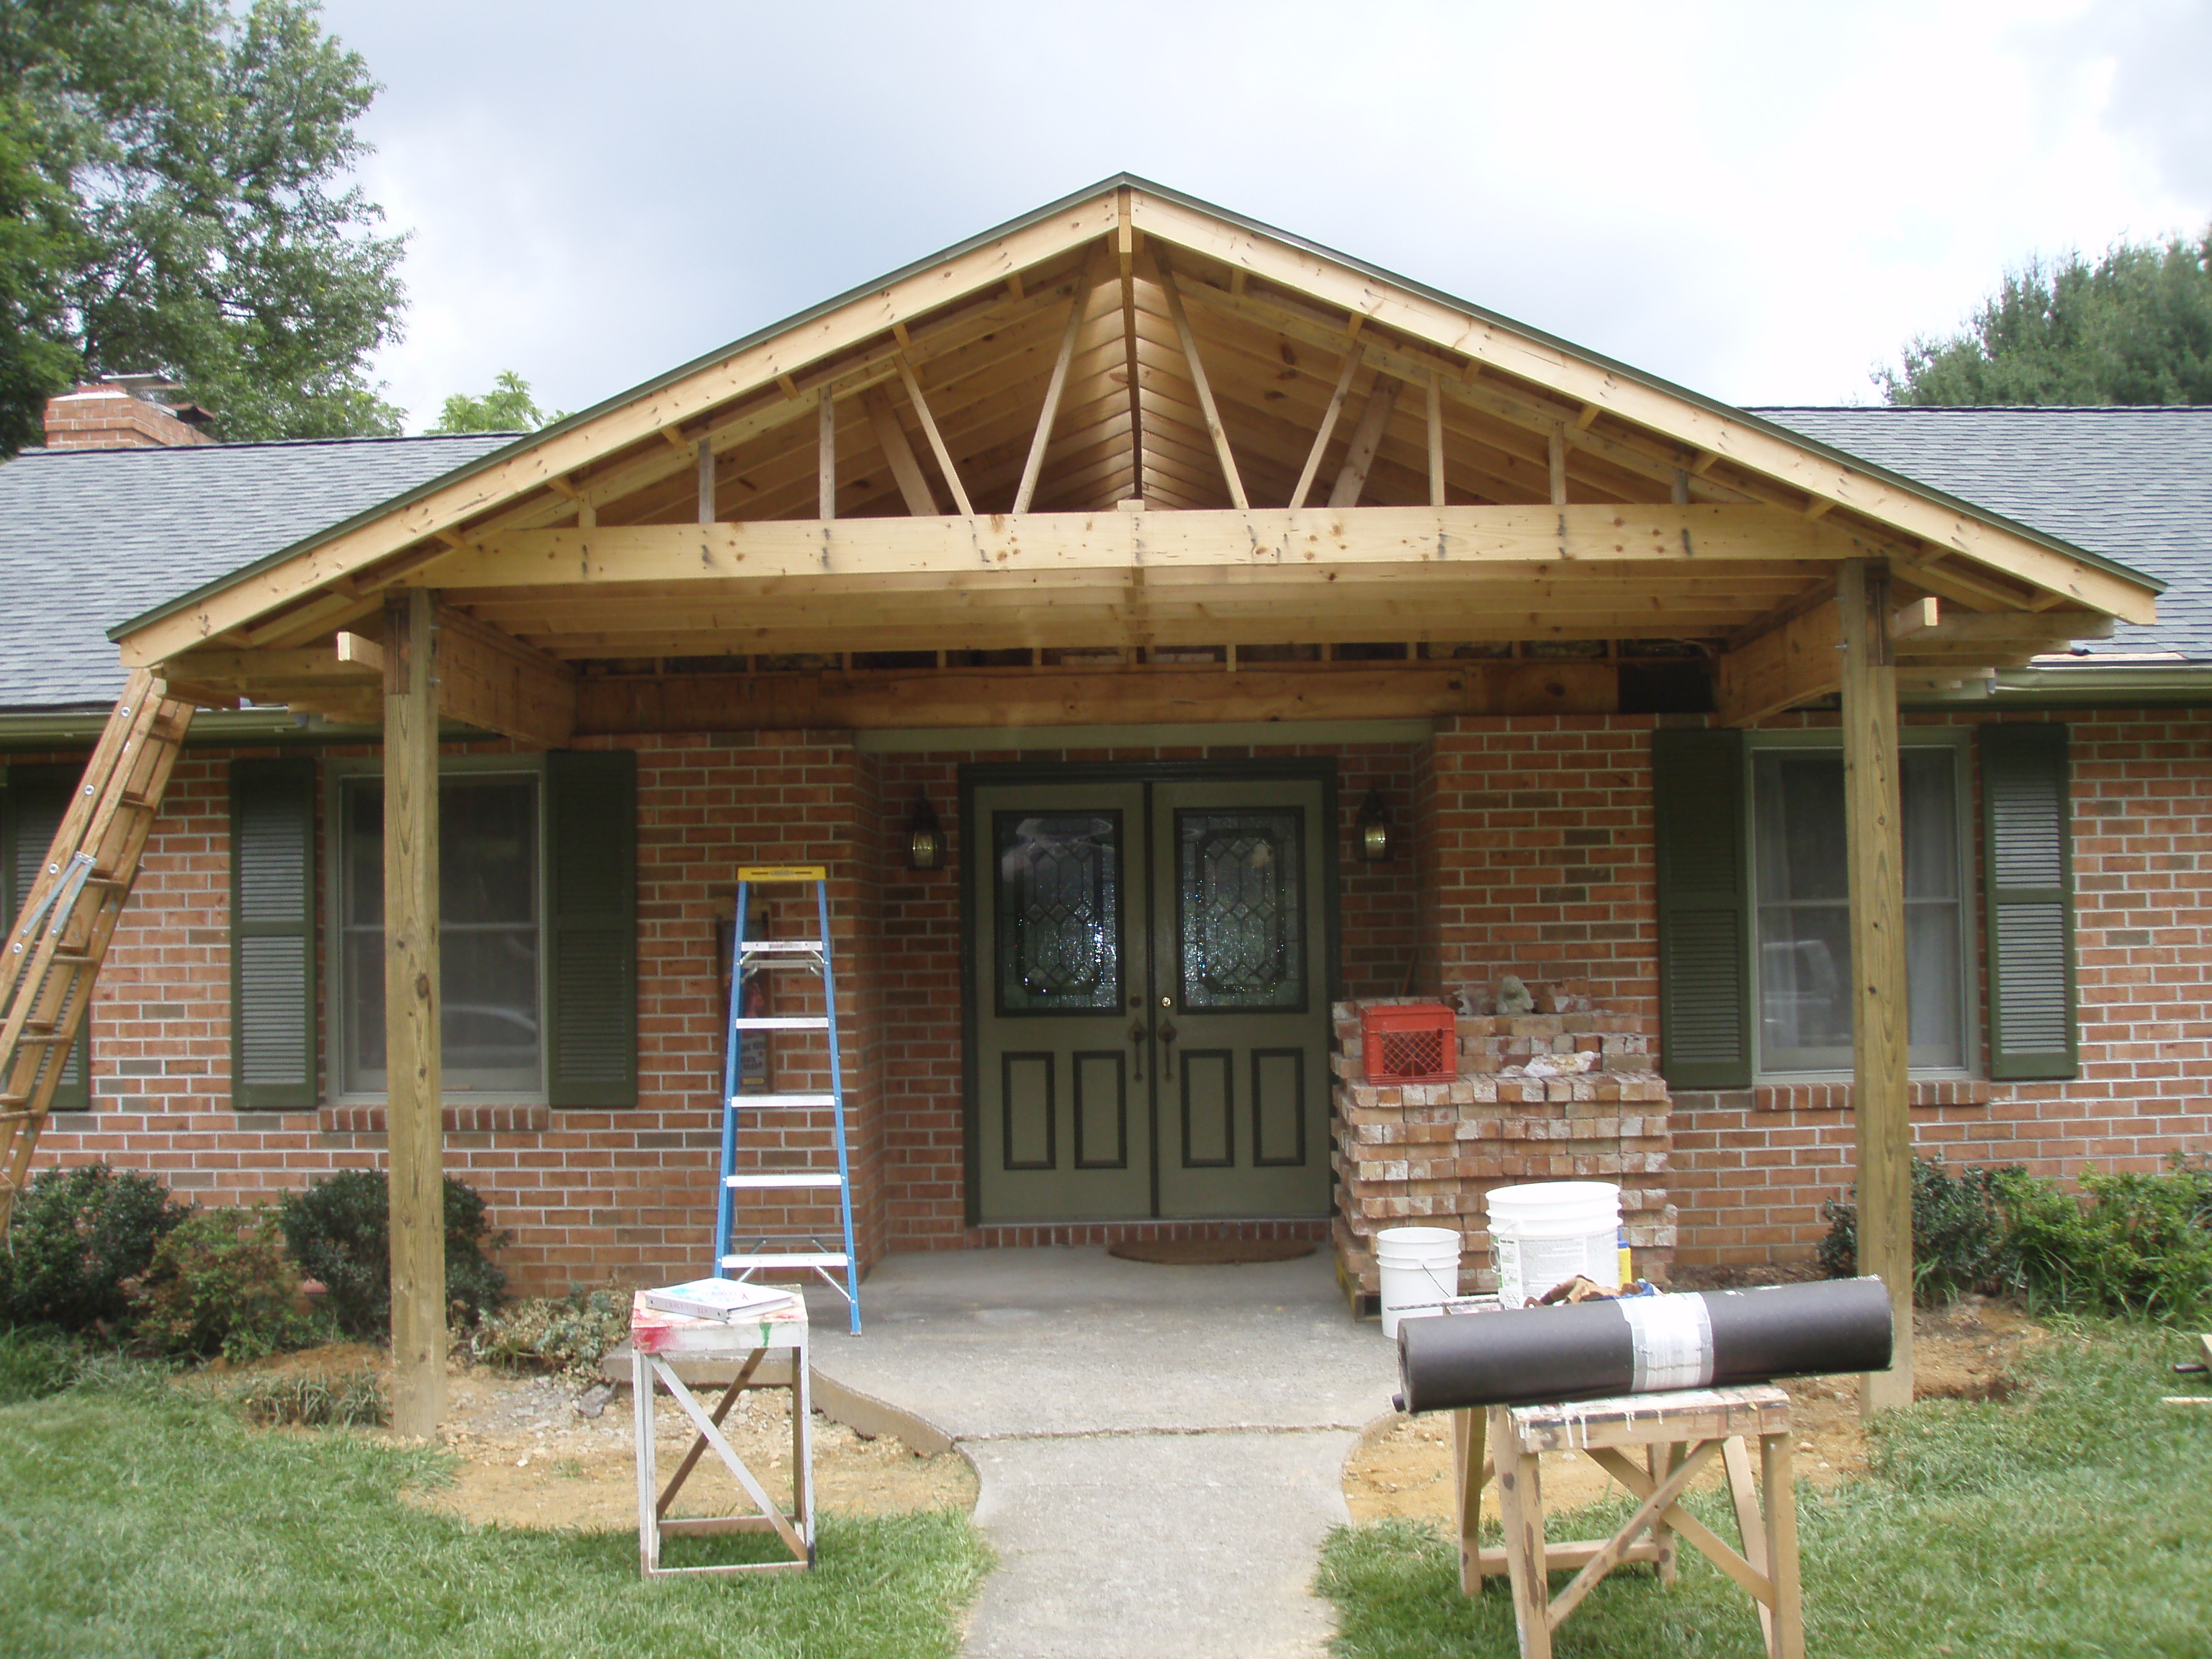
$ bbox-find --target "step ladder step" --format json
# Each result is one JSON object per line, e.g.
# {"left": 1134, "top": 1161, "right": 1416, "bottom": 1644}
{"left": 729, "top": 1092, "right": 838, "bottom": 1110}
{"left": 739, "top": 940, "right": 827, "bottom": 954}
{"left": 721, "top": 1251, "right": 850, "bottom": 1270}
{"left": 723, "top": 1172, "right": 847, "bottom": 1190}
{"left": 732, "top": 1016, "right": 830, "bottom": 1030}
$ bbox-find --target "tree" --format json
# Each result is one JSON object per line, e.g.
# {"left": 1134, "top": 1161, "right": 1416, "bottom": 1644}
{"left": 1879, "top": 233, "right": 2212, "bottom": 406}
{"left": 428, "top": 370, "right": 557, "bottom": 434}
{"left": 0, "top": 0, "right": 408, "bottom": 453}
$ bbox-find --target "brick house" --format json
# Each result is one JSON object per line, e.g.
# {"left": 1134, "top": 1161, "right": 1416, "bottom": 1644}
{"left": 2, "top": 181, "right": 2205, "bottom": 1418}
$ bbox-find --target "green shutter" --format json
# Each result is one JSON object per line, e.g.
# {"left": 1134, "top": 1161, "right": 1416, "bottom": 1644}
{"left": 6, "top": 764, "right": 91, "bottom": 1110}
{"left": 230, "top": 759, "right": 318, "bottom": 1110}
{"left": 1653, "top": 729, "right": 1753, "bottom": 1089}
{"left": 1981, "top": 724, "right": 2077, "bottom": 1081}
{"left": 546, "top": 750, "right": 637, "bottom": 1107}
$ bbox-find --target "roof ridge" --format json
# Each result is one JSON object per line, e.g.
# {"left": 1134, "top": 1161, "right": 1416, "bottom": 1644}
{"left": 12, "top": 431, "right": 520, "bottom": 460}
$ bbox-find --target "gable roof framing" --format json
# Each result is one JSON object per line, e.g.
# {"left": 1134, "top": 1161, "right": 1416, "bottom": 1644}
{"left": 114, "top": 176, "right": 2159, "bottom": 729}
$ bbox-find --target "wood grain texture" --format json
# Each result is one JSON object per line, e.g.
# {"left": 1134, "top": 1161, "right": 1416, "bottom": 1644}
{"left": 1840, "top": 557, "right": 1915, "bottom": 1412}
{"left": 384, "top": 588, "right": 445, "bottom": 1437}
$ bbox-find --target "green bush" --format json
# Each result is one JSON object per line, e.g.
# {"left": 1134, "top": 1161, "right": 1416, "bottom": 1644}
{"left": 1818, "top": 1156, "right": 2019, "bottom": 1301}
{"left": 464, "top": 1287, "right": 629, "bottom": 1382}
{"left": 1822, "top": 1153, "right": 2212, "bottom": 1322}
{"left": 277, "top": 1169, "right": 508, "bottom": 1337}
{"left": 127, "top": 1209, "right": 316, "bottom": 1362}
{"left": 0, "top": 1164, "right": 188, "bottom": 1330}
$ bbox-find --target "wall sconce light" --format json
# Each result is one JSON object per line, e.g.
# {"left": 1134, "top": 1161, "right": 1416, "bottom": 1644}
{"left": 907, "top": 794, "right": 943, "bottom": 871}
{"left": 1357, "top": 788, "right": 1392, "bottom": 863}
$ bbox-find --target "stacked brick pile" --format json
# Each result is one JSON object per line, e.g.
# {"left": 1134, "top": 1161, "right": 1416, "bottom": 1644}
{"left": 1331, "top": 989, "right": 1675, "bottom": 1306}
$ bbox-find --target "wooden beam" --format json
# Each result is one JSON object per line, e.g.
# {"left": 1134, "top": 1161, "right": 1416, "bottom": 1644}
{"left": 1549, "top": 423, "right": 1568, "bottom": 506}
{"left": 574, "top": 660, "right": 1622, "bottom": 733}
{"left": 1907, "top": 609, "right": 2113, "bottom": 644}
{"left": 431, "top": 610, "right": 578, "bottom": 747}
{"left": 894, "top": 355, "right": 974, "bottom": 518}
{"left": 336, "top": 632, "right": 385, "bottom": 674}
{"left": 1291, "top": 344, "right": 1363, "bottom": 510}
{"left": 1889, "top": 596, "right": 1939, "bottom": 639}
{"left": 1149, "top": 247, "right": 1248, "bottom": 510}
{"left": 1012, "top": 248, "right": 1103, "bottom": 513}
{"left": 1328, "top": 376, "right": 1403, "bottom": 508}
{"left": 817, "top": 392, "right": 836, "bottom": 521}
{"left": 698, "top": 439, "right": 715, "bottom": 526}
{"left": 1839, "top": 557, "right": 1914, "bottom": 1412}
{"left": 1714, "top": 597, "right": 1840, "bottom": 725}
{"left": 861, "top": 387, "right": 937, "bottom": 516}
{"left": 383, "top": 588, "right": 444, "bottom": 1438}
{"left": 1427, "top": 374, "right": 1447, "bottom": 508}
{"left": 1119, "top": 250, "right": 1146, "bottom": 503}
{"left": 435, "top": 504, "right": 1868, "bottom": 590}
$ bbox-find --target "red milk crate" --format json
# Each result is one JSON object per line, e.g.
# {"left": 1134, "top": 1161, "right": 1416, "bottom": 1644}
{"left": 1361, "top": 1002, "right": 1459, "bottom": 1084}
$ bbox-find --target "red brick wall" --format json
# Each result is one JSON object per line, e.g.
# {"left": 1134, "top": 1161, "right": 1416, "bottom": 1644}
{"left": 1415, "top": 715, "right": 1660, "bottom": 1019}
{"left": 1664, "top": 709, "right": 2212, "bottom": 1264}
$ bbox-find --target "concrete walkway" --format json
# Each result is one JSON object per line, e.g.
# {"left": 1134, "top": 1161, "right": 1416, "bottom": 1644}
{"left": 808, "top": 1247, "right": 1401, "bottom": 1659}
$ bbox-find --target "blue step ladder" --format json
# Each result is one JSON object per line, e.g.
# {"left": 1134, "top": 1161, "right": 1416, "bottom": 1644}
{"left": 714, "top": 864, "right": 861, "bottom": 1334}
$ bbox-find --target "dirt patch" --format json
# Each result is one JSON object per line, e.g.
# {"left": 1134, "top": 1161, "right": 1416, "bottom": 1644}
{"left": 200, "top": 1346, "right": 976, "bottom": 1531}
{"left": 1343, "top": 1295, "right": 2040, "bottom": 1523}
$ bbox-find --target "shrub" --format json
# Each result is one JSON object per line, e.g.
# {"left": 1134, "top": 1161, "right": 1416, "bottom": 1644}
{"left": 465, "top": 1287, "right": 629, "bottom": 1382}
{"left": 127, "top": 1209, "right": 316, "bottom": 1362}
{"left": 0, "top": 1164, "right": 188, "bottom": 1331}
{"left": 1822, "top": 1153, "right": 2212, "bottom": 1323}
{"left": 234, "top": 1367, "right": 388, "bottom": 1428}
{"left": 1818, "top": 1156, "right": 2019, "bottom": 1301}
{"left": 278, "top": 1170, "right": 508, "bottom": 1337}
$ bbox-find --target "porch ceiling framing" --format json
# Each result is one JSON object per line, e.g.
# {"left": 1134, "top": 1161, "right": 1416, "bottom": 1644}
{"left": 116, "top": 176, "right": 2159, "bottom": 714}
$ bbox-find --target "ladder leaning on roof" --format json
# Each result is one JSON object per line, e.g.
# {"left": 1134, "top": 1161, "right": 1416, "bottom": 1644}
{"left": 714, "top": 865, "right": 862, "bottom": 1334}
{"left": 0, "top": 671, "right": 194, "bottom": 1228}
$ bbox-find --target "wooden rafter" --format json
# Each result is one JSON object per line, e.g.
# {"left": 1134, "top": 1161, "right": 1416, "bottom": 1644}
{"left": 1329, "top": 375, "right": 1403, "bottom": 508}
{"left": 861, "top": 387, "right": 936, "bottom": 516}
{"left": 1148, "top": 246, "right": 1247, "bottom": 510}
{"left": 1012, "top": 245, "right": 1105, "bottom": 513}
{"left": 893, "top": 354, "right": 974, "bottom": 516}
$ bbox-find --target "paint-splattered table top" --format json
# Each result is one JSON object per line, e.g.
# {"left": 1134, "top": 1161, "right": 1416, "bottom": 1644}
{"left": 629, "top": 1287, "right": 808, "bottom": 1356}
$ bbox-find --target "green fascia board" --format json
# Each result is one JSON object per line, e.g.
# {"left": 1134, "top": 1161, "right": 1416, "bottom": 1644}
{"left": 106, "top": 176, "right": 2164, "bottom": 649}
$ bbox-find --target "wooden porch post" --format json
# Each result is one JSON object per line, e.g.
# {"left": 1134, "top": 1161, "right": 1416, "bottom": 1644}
{"left": 1838, "top": 558, "right": 1914, "bottom": 1410}
{"left": 385, "top": 588, "right": 445, "bottom": 1436}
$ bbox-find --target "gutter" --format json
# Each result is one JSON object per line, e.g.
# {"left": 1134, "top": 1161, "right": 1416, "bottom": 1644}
{"left": 1904, "top": 661, "right": 2212, "bottom": 710}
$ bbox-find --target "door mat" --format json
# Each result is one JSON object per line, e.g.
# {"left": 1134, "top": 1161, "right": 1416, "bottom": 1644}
{"left": 1107, "top": 1238, "right": 1318, "bottom": 1266}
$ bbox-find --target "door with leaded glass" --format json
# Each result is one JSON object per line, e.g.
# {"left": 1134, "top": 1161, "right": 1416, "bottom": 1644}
{"left": 969, "top": 774, "right": 1330, "bottom": 1223}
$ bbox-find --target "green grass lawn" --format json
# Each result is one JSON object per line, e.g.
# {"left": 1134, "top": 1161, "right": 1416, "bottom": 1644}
{"left": 0, "top": 1367, "right": 990, "bottom": 1659}
{"left": 1318, "top": 1321, "right": 2212, "bottom": 1658}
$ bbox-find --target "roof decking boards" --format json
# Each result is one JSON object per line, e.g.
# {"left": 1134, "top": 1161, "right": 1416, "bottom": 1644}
{"left": 104, "top": 178, "right": 2162, "bottom": 733}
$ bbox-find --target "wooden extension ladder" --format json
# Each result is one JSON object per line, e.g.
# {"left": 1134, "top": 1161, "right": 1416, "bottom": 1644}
{"left": 0, "top": 672, "right": 194, "bottom": 1228}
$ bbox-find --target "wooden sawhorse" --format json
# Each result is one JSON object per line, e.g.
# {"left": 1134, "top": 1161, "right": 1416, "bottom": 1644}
{"left": 629, "top": 1290, "right": 814, "bottom": 1577}
{"left": 1452, "top": 1384, "right": 1802, "bottom": 1659}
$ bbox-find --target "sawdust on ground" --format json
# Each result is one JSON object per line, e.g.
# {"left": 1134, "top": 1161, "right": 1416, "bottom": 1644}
{"left": 202, "top": 1346, "right": 976, "bottom": 1531}
{"left": 1343, "top": 1293, "right": 2041, "bottom": 1521}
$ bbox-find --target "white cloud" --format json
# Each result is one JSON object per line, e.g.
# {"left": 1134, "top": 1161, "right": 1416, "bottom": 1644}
{"left": 316, "top": 0, "right": 2208, "bottom": 428}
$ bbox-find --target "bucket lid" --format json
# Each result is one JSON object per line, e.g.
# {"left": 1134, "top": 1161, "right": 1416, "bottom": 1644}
{"left": 1484, "top": 1181, "right": 1620, "bottom": 1213}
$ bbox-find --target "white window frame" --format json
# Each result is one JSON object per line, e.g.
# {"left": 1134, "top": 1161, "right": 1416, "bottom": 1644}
{"left": 324, "top": 754, "right": 551, "bottom": 1105}
{"left": 1743, "top": 727, "right": 1978, "bottom": 1082}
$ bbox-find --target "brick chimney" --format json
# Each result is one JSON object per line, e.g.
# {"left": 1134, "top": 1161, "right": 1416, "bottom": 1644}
{"left": 42, "top": 376, "right": 215, "bottom": 449}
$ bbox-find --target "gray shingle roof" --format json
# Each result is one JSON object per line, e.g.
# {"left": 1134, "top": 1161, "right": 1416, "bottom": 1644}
{"left": 0, "top": 435, "right": 514, "bottom": 709}
{"left": 1750, "top": 408, "right": 2212, "bottom": 662}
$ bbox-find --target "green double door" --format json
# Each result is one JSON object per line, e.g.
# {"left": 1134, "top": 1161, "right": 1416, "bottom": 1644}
{"left": 972, "top": 773, "right": 1331, "bottom": 1223}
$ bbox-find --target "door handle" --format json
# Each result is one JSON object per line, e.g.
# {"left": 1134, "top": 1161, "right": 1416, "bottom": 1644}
{"left": 1158, "top": 1018, "right": 1177, "bottom": 1080}
{"left": 1128, "top": 1020, "right": 1146, "bottom": 1082}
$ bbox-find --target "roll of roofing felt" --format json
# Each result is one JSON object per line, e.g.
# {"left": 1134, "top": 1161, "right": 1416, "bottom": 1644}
{"left": 1394, "top": 1277, "right": 1894, "bottom": 1414}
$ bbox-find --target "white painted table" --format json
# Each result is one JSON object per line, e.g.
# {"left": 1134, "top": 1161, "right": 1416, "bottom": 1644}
{"left": 630, "top": 1289, "right": 814, "bottom": 1576}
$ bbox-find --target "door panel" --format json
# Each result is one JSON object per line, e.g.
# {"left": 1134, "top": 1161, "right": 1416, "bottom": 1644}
{"left": 1152, "top": 778, "right": 1331, "bottom": 1217}
{"left": 974, "top": 783, "right": 1151, "bottom": 1221}
{"left": 972, "top": 772, "right": 1330, "bottom": 1224}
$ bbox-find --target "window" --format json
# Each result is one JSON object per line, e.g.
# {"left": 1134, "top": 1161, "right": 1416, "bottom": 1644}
{"left": 1, "top": 765, "right": 89, "bottom": 1109}
{"left": 1750, "top": 742, "right": 1968, "bottom": 1074}
{"left": 336, "top": 767, "right": 544, "bottom": 1097}
{"left": 1653, "top": 725, "right": 2076, "bottom": 1091}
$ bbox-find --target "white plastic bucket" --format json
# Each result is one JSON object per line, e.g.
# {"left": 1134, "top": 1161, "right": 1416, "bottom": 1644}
{"left": 1485, "top": 1182, "right": 1622, "bottom": 1308}
{"left": 1376, "top": 1226, "right": 1462, "bottom": 1339}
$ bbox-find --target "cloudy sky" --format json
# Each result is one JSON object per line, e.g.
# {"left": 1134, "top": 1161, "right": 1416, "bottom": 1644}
{"left": 315, "top": 0, "right": 2212, "bottom": 432}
